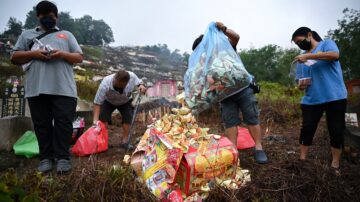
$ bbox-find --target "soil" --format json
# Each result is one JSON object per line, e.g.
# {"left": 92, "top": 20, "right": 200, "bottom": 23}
{"left": 1, "top": 110, "right": 360, "bottom": 202}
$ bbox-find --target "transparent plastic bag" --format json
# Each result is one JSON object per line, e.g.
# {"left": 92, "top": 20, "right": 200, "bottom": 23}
{"left": 289, "top": 60, "right": 313, "bottom": 87}
{"left": 184, "top": 22, "right": 251, "bottom": 114}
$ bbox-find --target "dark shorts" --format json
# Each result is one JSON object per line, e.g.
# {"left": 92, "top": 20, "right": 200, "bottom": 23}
{"left": 300, "top": 99, "right": 347, "bottom": 149}
{"left": 220, "top": 87, "right": 260, "bottom": 128}
{"left": 99, "top": 100, "right": 133, "bottom": 124}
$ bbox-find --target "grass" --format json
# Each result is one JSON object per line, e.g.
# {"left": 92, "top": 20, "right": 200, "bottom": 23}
{"left": 76, "top": 80, "right": 99, "bottom": 102}
{"left": 1, "top": 81, "right": 359, "bottom": 202}
{"left": 81, "top": 46, "right": 103, "bottom": 62}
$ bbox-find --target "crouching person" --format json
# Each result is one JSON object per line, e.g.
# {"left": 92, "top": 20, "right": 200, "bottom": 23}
{"left": 92, "top": 70, "right": 146, "bottom": 149}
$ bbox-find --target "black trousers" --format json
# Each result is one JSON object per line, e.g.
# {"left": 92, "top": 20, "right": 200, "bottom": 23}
{"left": 28, "top": 94, "right": 77, "bottom": 160}
{"left": 300, "top": 99, "right": 347, "bottom": 149}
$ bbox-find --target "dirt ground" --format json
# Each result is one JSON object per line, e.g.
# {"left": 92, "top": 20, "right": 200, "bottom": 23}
{"left": 1, "top": 111, "right": 360, "bottom": 201}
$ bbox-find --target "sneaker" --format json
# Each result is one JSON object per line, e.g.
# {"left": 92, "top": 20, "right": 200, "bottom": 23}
{"left": 37, "top": 159, "right": 53, "bottom": 173}
{"left": 56, "top": 159, "right": 72, "bottom": 173}
{"left": 254, "top": 149, "right": 268, "bottom": 164}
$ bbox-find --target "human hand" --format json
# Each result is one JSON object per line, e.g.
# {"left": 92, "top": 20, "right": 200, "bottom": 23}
{"left": 31, "top": 49, "right": 51, "bottom": 61}
{"left": 49, "top": 49, "right": 64, "bottom": 59}
{"left": 138, "top": 84, "right": 147, "bottom": 94}
{"left": 297, "top": 80, "right": 308, "bottom": 90}
{"left": 215, "top": 22, "right": 226, "bottom": 32}
{"left": 295, "top": 53, "right": 311, "bottom": 63}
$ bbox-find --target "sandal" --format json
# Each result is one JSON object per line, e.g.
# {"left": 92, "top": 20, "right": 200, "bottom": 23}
{"left": 331, "top": 166, "right": 341, "bottom": 176}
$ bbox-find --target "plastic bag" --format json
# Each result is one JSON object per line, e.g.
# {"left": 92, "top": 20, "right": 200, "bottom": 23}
{"left": 237, "top": 127, "right": 255, "bottom": 150}
{"left": 184, "top": 22, "right": 251, "bottom": 114}
{"left": 71, "top": 117, "right": 85, "bottom": 144}
{"left": 13, "top": 131, "right": 39, "bottom": 158}
{"left": 289, "top": 61, "right": 313, "bottom": 87}
{"left": 72, "top": 121, "right": 108, "bottom": 156}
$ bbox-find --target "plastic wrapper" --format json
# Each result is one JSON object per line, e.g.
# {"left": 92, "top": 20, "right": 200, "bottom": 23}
{"left": 236, "top": 127, "right": 255, "bottom": 150}
{"left": 184, "top": 22, "right": 251, "bottom": 114}
{"left": 72, "top": 117, "right": 85, "bottom": 144}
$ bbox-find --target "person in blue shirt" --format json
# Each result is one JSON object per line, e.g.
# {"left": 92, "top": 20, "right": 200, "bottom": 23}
{"left": 292, "top": 27, "right": 347, "bottom": 174}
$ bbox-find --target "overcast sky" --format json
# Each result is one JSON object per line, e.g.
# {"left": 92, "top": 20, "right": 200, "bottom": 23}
{"left": 1, "top": 0, "right": 359, "bottom": 53}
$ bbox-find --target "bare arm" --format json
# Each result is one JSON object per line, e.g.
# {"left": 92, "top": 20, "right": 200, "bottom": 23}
{"left": 11, "top": 50, "right": 51, "bottom": 65}
{"left": 224, "top": 29, "right": 240, "bottom": 47}
{"left": 295, "top": 52, "right": 339, "bottom": 63}
{"left": 50, "top": 50, "right": 83, "bottom": 64}
{"left": 216, "top": 22, "right": 240, "bottom": 47}
{"left": 93, "top": 104, "right": 101, "bottom": 124}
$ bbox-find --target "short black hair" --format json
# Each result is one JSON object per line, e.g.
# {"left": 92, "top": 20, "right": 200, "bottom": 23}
{"left": 36, "top": 1, "right": 58, "bottom": 17}
{"left": 115, "top": 70, "right": 130, "bottom": 83}
{"left": 192, "top": 34, "right": 203, "bottom": 51}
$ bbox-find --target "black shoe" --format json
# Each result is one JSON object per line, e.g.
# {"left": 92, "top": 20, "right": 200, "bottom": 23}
{"left": 56, "top": 159, "right": 71, "bottom": 173}
{"left": 37, "top": 159, "right": 53, "bottom": 173}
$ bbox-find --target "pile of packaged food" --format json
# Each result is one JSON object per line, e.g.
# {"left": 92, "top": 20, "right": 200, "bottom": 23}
{"left": 129, "top": 94, "right": 251, "bottom": 201}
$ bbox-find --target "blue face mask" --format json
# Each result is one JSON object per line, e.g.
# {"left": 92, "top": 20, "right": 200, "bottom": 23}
{"left": 40, "top": 16, "right": 56, "bottom": 30}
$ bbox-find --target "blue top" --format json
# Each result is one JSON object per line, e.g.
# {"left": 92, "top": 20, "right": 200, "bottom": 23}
{"left": 298, "top": 39, "right": 347, "bottom": 105}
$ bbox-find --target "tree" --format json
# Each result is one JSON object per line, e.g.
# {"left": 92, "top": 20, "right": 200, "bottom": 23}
{"left": 239, "top": 45, "right": 300, "bottom": 85}
{"left": 24, "top": 7, "right": 37, "bottom": 29}
{"left": 75, "top": 15, "right": 114, "bottom": 46}
{"left": 3, "top": 17, "right": 23, "bottom": 37}
{"left": 23, "top": 7, "right": 114, "bottom": 46}
{"left": 327, "top": 8, "right": 360, "bottom": 79}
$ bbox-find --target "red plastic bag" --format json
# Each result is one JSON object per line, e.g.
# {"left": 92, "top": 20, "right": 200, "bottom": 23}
{"left": 237, "top": 127, "right": 255, "bottom": 150}
{"left": 72, "top": 121, "right": 108, "bottom": 156}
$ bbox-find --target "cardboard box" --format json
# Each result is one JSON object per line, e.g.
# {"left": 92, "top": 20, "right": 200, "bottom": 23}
{"left": 175, "top": 136, "right": 238, "bottom": 195}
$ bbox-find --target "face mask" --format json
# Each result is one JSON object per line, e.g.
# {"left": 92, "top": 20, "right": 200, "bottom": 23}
{"left": 298, "top": 38, "right": 312, "bottom": 51}
{"left": 113, "top": 86, "right": 124, "bottom": 94}
{"left": 40, "top": 16, "right": 56, "bottom": 30}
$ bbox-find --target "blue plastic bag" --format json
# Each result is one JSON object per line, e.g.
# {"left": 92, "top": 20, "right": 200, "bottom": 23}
{"left": 184, "top": 22, "right": 251, "bottom": 114}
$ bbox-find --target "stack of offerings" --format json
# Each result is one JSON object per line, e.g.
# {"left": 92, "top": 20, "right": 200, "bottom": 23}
{"left": 131, "top": 95, "right": 250, "bottom": 201}
{"left": 184, "top": 22, "right": 252, "bottom": 114}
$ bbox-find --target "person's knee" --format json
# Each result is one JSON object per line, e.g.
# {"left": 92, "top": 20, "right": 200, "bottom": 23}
{"left": 329, "top": 133, "right": 344, "bottom": 149}
{"left": 299, "top": 132, "right": 314, "bottom": 146}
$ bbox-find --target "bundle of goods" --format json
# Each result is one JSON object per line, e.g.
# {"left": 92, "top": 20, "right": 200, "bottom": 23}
{"left": 184, "top": 22, "right": 252, "bottom": 114}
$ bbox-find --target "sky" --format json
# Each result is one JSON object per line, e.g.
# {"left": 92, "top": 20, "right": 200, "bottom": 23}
{"left": 0, "top": 0, "right": 359, "bottom": 53}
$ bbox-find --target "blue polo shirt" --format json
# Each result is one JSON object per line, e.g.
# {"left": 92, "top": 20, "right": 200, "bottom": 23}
{"left": 298, "top": 39, "right": 347, "bottom": 105}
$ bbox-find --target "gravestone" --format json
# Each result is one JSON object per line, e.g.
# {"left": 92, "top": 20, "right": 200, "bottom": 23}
{"left": 0, "top": 84, "right": 32, "bottom": 151}
{"left": 1, "top": 85, "right": 25, "bottom": 117}
{"left": 0, "top": 116, "right": 33, "bottom": 151}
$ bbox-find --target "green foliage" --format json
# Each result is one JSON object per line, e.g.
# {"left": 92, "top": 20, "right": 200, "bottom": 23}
{"left": 3, "top": 17, "right": 23, "bottom": 38}
{"left": 76, "top": 80, "right": 99, "bottom": 102}
{"left": 257, "top": 81, "right": 303, "bottom": 124}
{"left": 82, "top": 46, "right": 103, "bottom": 61}
{"left": 239, "top": 45, "right": 300, "bottom": 85}
{"left": 327, "top": 8, "right": 360, "bottom": 79}
{"left": 75, "top": 15, "right": 114, "bottom": 45}
{"left": 22, "top": 8, "right": 114, "bottom": 46}
{"left": 23, "top": 7, "right": 37, "bottom": 30}
{"left": 0, "top": 57, "right": 24, "bottom": 98}
{"left": 0, "top": 170, "right": 41, "bottom": 202}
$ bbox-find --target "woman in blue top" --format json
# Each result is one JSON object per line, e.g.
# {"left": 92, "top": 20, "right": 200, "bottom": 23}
{"left": 292, "top": 27, "right": 347, "bottom": 174}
